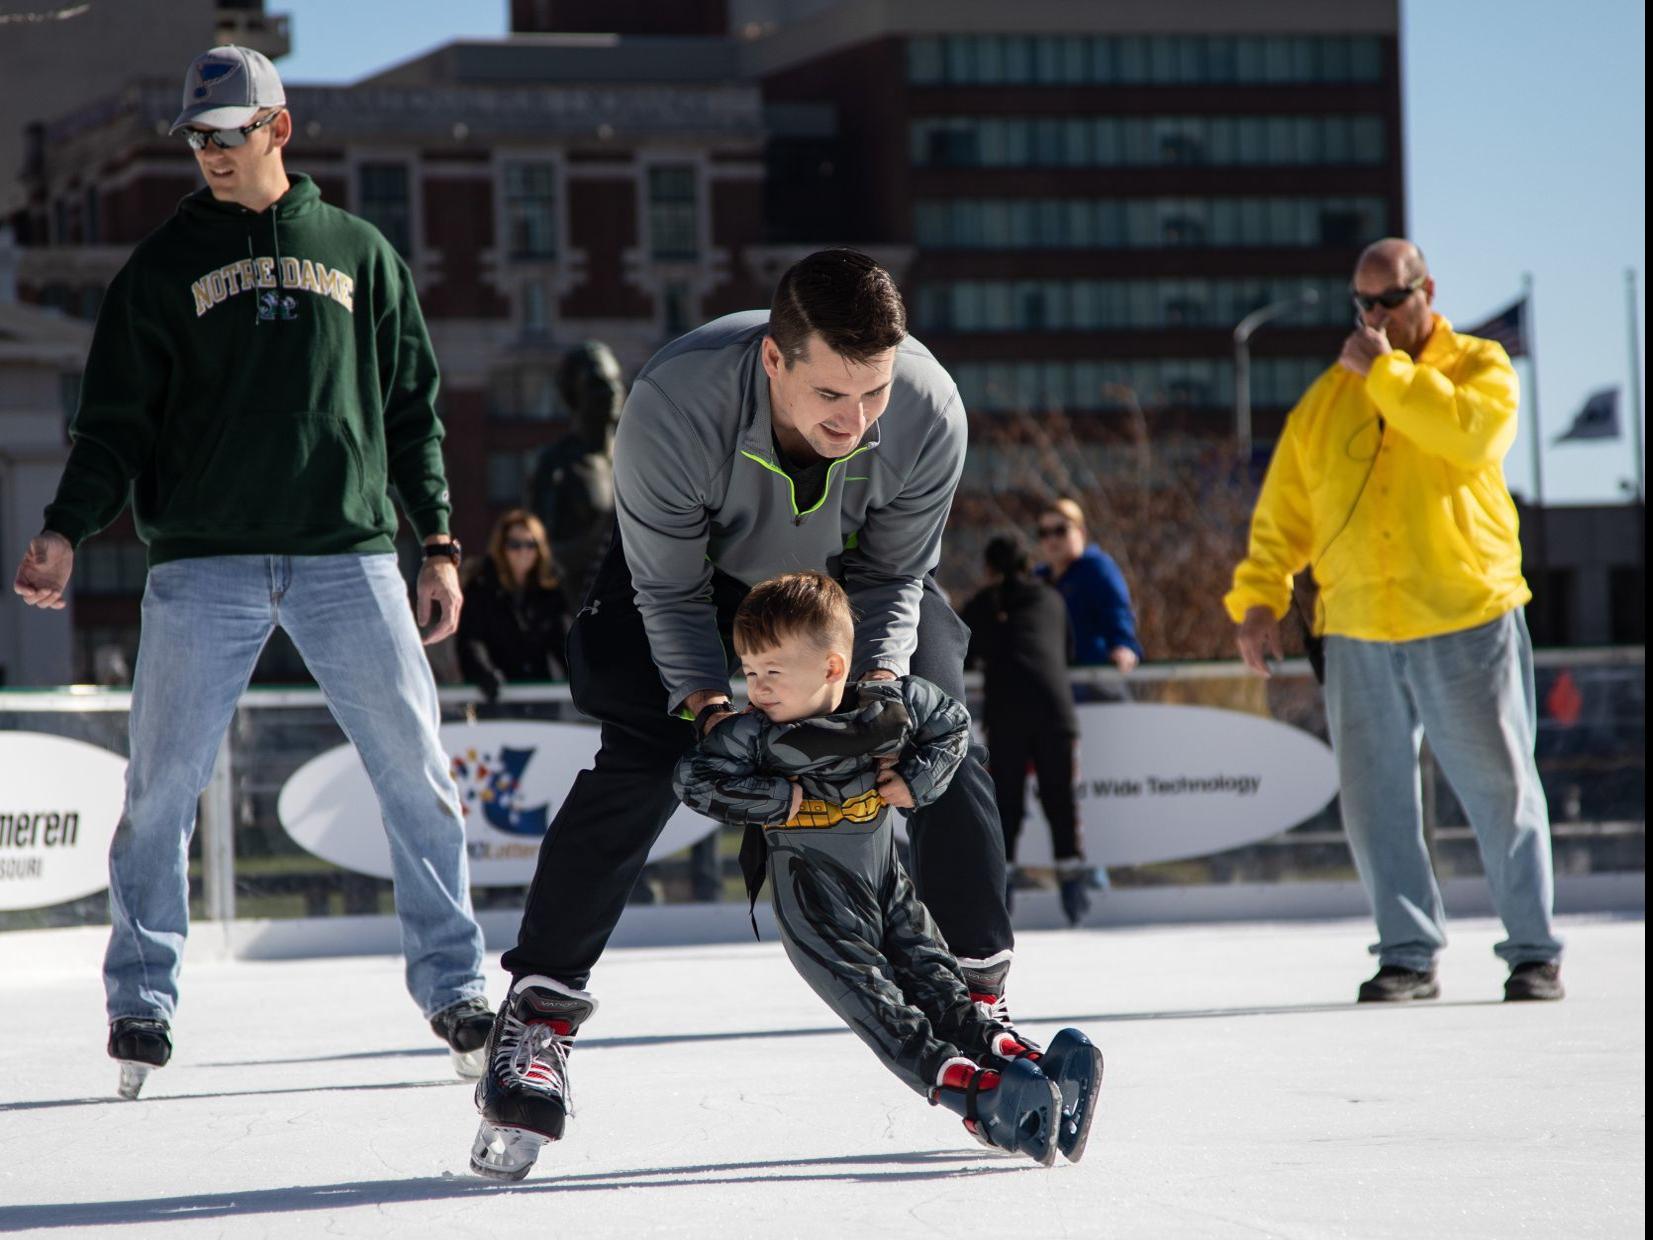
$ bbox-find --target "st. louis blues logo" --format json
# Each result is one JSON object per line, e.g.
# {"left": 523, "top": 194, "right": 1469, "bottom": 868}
{"left": 450, "top": 746, "right": 551, "bottom": 836}
{"left": 193, "top": 59, "right": 239, "bottom": 101}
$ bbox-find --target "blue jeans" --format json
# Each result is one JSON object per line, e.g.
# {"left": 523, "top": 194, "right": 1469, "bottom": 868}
{"left": 105, "top": 554, "right": 485, "bottom": 1024}
{"left": 1324, "top": 609, "right": 1562, "bottom": 972}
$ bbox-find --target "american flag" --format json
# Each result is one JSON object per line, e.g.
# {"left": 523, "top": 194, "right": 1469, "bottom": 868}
{"left": 1464, "top": 297, "right": 1529, "bottom": 358}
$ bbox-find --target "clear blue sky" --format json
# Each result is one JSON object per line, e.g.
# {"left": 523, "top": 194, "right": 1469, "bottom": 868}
{"left": 277, "top": 0, "right": 1647, "bottom": 505}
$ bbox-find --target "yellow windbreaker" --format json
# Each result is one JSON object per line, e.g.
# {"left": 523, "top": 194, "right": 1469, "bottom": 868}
{"left": 1224, "top": 316, "right": 1531, "bottom": 642}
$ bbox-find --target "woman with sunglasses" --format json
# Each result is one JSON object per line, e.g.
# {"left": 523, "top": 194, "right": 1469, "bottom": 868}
{"left": 1035, "top": 498, "right": 1143, "bottom": 674}
{"left": 457, "top": 509, "right": 572, "bottom": 703}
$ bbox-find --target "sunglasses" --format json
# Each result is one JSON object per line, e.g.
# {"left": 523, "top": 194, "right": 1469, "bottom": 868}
{"left": 1350, "top": 275, "right": 1425, "bottom": 314}
{"left": 183, "top": 109, "right": 283, "bottom": 151}
{"left": 504, "top": 539, "right": 538, "bottom": 552}
{"left": 1037, "top": 523, "right": 1070, "bottom": 539}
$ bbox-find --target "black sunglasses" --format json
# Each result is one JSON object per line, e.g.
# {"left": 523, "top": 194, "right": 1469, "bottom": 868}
{"left": 504, "top": 539, "right": 538, "bottom": 552}
{"left": 1037, "top": 523, "right": 1069, "bottom": 538}
{"left": 183, "top": 109, "right": 283, "bottom": 151}
{"left": 1351, "top": 275, "right": 1425, "bottom": 313}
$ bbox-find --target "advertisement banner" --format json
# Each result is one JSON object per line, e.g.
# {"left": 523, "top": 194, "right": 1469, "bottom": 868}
{"left": 1011, "top": 703, "right": 1338, "bottom": 867}
{"left": 0, "top": 733, "right": 126, "bottom": 911}
{"left": 277, "top": 719, "right": 718, "bottom": 884}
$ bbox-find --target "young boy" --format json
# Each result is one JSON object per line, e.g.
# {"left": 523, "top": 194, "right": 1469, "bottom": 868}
{"left": 674, "top": 572, "right": 1102, "bottom": 1166}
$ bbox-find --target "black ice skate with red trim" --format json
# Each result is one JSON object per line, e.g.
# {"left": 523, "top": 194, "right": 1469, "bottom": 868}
{"left": 469, "top": 975, "right": 597, "bottom": 1180}
{"left": 931, "top": 1055, "right": 1064, "bottom": 1166}
{"left": 983, "top": 1028, "right": 1104, "bottom": 1162}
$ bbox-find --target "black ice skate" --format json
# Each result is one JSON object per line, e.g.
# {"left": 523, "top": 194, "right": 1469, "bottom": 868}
{"left": 108, "top": 1017, "right": 171, "bottom": 1100}
{"left": 470, "top": 975, "right": 597, "bottom": 1181}
{"left": 430, "top": 996, "right": 495, "bottom": 1080}
{"left": 931, "top": 1056, "right": 1062, "bottom": 1167}
{"left": 983, "top": 1029, "right": 1104, "bottom": 1162}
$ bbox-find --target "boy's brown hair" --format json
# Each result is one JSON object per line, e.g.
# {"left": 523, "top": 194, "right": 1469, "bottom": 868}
{"left": 732, "top": 571, "right": 855, "bottom": 657}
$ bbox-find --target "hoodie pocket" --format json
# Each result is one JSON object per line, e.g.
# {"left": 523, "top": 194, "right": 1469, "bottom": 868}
{"left": 160, "top": 409, "right": 381, "bottom": 536}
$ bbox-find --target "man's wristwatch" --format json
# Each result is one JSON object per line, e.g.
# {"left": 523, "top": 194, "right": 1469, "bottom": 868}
{"left": 422, "top": 539, "right": 462, "bottom": 566}
{"left": 693, "top": 699, "right": 735, "bottom": 736}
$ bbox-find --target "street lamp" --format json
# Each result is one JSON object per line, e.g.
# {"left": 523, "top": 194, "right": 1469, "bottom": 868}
{"left": 1233, "top": 287, "right": 1320, "bottom": 457}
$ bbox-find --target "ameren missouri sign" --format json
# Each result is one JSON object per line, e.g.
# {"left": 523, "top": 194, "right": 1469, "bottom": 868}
{"left": 0, "top": 810, "right": 84, "bottom": 874}
{"left": 0, "top": 734, "right": 126, "bottom": 911}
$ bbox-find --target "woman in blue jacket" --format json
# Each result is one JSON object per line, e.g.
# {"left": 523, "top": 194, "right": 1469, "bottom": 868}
{"left": 1036, "top": 498, "right": 1143, "bottom": 672}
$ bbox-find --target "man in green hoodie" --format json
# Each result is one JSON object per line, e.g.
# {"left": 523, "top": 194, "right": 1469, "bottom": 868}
{"left": 10, "top": 45, "right": 492, "bottom": 1099}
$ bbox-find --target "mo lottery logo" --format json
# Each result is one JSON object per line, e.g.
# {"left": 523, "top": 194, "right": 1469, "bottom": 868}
{"left": 450, "top": 746, "right": 551, "bottom": 836}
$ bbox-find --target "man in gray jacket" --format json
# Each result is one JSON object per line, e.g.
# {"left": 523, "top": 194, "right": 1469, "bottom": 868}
{"left": 470, "top": 250, "right": 1014, "bottom": 1180}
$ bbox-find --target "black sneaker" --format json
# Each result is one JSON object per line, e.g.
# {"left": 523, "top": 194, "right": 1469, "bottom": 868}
{"left": 1504, "top": 962, "right": 1564, "bottom": 1002}
{"left": 430, "top": 996, "right": 495, "bottom": 1079}
{"left": 1356, "top": 965, "right": 1440, "bottom": 1003}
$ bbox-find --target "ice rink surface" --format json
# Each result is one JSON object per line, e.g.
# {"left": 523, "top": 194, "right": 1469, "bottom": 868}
{"left": 0, "top": 914, "right": 1643, "bottom": 1240}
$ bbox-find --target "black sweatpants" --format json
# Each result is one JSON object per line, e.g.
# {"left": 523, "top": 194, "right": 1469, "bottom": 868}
{"left": 768, "top": 815, "right": 1004, "bottom": 1097}
{"left": 986, "top": 717, "right": 1082, "bottom": 863}
{"left": 502, "top": 537, "right": 1013, "bottom": 988}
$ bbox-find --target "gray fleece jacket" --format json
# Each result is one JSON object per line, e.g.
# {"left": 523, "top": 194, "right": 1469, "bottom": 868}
{"left": 613, "top": 311, "right": 966, "bottom": 712}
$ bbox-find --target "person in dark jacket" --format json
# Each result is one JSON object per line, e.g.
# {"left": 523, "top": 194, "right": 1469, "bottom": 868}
{"left": 1036, "top": 498, "right": 1143, "bottom": 671}
{"left": 670, "top": 572, "right": 1101, "bottom": 1170}
{"left": 457, "top": 509, "right": 571, "bottom": 701}
{"left": 963, "top": 534, "right": 1092, "bottom": 925}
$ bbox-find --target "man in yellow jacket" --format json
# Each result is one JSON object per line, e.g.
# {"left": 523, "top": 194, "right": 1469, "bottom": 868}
{"left": 1226, "top": 238, "right": 1563, "bottom": 1004}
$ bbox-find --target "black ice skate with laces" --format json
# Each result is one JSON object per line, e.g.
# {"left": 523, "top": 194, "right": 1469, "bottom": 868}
{"left": 469, "top": 975, "right": 597, "bottom": 1181}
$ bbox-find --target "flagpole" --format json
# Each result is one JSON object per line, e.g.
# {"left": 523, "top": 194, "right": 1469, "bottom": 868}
{"left": 1522, "top": 272, "right": 1549, "bottom": 605}
{"left": 1628, "top": 267, "right": 1644, "bottom": 502}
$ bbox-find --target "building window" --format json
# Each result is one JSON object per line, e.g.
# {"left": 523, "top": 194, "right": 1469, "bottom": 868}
{"left": 504, "top": 161, "right": 557, "bottom": 259}
{"left": 358, "top": 163, "right": 412, "bottom": 257}
{"left": 907, "top": 33, "right": 1385, "bottom": 85}
{"left": 488, "top": 364, "right": 559, "bottom": 420}
{"left": 948, "top": 356, "right": 1329, "bottom": 414}
{"left": 521, "top": 281, "right": 549, "bottom": 336}
{"left": 913, "top": 195, "right": 1387, "bottom": 250}
{"left": 663, "top": 281, "right": 693, "bottom": 337}
{"left": 648, "top": 166, "right": 699, "bottom": 260}
{"left": 909, "top": 115, "right": 1386, "bottom": 169}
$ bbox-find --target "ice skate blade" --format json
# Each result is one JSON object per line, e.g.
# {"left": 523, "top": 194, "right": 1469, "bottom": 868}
{"left": 470, "top": 1122, "right": 548, "bottom": 1181}
{"left": 116, "top": 1061, "right": 152, "bottom": 1101}
{"left": 450, "top": 1046, "right": 486, "bottom": 1080}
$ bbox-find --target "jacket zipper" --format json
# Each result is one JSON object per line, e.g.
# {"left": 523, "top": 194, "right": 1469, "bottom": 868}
{"left": 740, "top": 444, "right": 874, "bottom": 525}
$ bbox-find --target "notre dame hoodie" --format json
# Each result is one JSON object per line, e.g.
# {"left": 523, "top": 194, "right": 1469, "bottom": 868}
{"left": 43, "top": 173, "right": 450, "bottom": 564}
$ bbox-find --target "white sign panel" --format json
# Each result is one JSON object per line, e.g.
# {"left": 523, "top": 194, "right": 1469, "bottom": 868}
{"left": 1012, "top": 703, "right": 1338, "bottom": 867}
{"left": 277, "top": 720, "right": 717, "bottom": 884}
{"left": 0, "top": 732, "right": 126, "bottom": 911}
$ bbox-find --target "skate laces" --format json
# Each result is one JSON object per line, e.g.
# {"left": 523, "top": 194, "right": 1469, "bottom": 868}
{"left": 495, "top": 1011, "right": 576, "bottom": 1114}
{"left": 971, "top": 992, "right": 1011, "bottom": 1025}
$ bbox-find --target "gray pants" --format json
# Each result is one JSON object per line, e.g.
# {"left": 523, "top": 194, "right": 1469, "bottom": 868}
{"left": 1324, "top": 609, "right": 1563, "bottom": 972}
{"left": 766, "top": 814, "right": 1005, "bottom": 1097}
